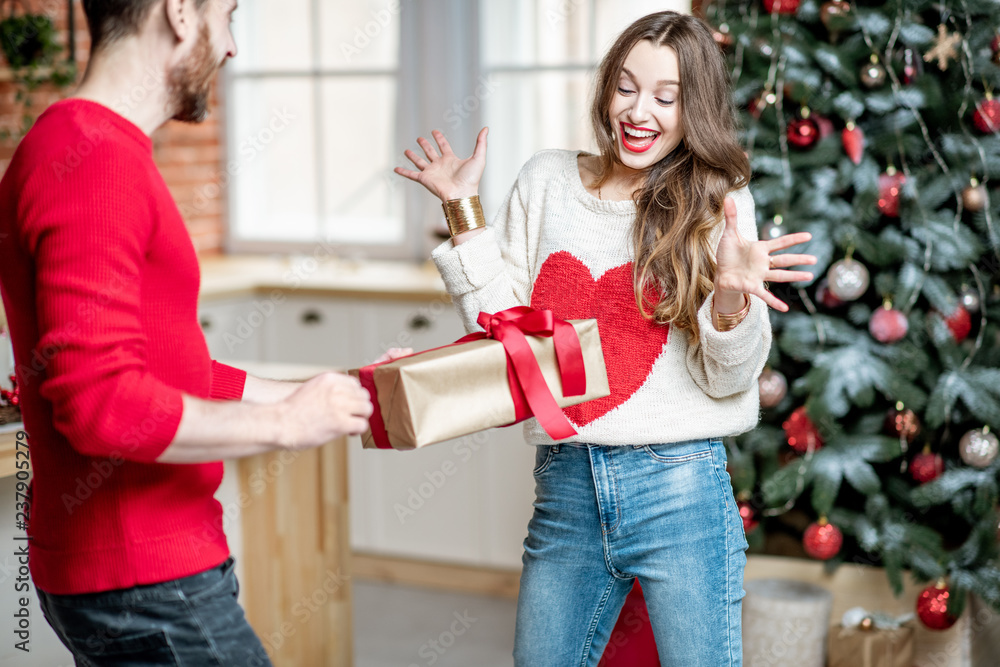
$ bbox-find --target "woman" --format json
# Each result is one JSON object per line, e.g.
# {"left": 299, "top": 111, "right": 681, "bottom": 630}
{"left": 396, "top": 11, "right": 816, "bottom": 666}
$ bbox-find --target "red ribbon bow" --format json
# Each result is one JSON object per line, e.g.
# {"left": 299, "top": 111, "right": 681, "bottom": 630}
{"left": 358, "top": 306, "right": 587, "bottom": 449}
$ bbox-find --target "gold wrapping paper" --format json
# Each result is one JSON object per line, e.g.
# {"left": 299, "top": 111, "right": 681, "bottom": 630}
{"left": 349, "top": 319, "right": 609, "bottom": 450}
{"left": 828, "top": 624, "right": 914, "bottom": 667}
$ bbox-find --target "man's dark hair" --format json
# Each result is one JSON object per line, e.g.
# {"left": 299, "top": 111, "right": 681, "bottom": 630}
{"left": 83, "top": 0, "right": 208, "bottom": 52}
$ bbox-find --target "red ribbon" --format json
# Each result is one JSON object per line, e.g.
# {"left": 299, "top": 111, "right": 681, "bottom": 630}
{"left": 358, "top": 306, "right": 587, "bottom": 449}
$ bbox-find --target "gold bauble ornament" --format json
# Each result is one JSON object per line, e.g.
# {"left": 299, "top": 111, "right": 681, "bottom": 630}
{"left": 962, "top": 178, "right": 987, "bottom": 212}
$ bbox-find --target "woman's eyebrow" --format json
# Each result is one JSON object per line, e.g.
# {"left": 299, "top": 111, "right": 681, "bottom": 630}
{"left": 621, "top": 67, "right": 679, "bottom": 87}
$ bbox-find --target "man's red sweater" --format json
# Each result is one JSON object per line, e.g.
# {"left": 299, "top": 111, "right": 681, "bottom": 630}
{"left": 0, "top": 99, "right": 247, "bottom": 595}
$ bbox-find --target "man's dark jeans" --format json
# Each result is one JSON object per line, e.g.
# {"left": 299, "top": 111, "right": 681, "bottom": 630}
{"left": 36, "top": 557, "right": 273, "bottom": 666}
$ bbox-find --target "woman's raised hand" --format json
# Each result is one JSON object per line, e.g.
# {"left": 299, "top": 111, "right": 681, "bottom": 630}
{"left": 395, "top": 128, "right": 489, "bottom": 202}
{"left": 714, "top": 196, "right": 818, "bottom": 313}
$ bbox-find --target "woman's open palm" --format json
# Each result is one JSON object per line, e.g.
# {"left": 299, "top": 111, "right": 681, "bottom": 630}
{"left": 395, "top": 128, "right": 489, "bottom": 202}
{"left": 715, "top": 197, "right": 818, "bottom": 312}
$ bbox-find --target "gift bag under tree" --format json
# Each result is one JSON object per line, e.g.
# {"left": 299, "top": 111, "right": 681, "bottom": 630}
{"left": 828, "top": 607, "right": 915, "bottom": 667}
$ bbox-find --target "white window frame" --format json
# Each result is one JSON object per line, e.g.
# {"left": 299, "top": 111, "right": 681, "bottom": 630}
{"left": 223, "top": 0, "right": 688, "bottom": 259}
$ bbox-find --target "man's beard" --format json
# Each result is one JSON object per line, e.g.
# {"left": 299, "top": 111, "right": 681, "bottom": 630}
{"left": 168, "top": 23, "right": 218, "bottom": 123}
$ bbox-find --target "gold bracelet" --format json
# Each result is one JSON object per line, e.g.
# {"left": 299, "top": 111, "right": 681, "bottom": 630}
{"left": 712, "top": 293, "right": 751, "bottom": 332}
{"left": 442, "top": 195, "right": 486, "bottom": 237}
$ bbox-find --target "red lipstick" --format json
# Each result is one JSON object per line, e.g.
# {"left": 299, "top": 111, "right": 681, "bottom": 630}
{"left": 620, "top": 122, "right": 660, "bottom": 153}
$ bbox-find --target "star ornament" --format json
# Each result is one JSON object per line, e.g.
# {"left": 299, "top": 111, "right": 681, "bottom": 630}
{"left": 923, "top": 24, "right": 962, "bottom": 71}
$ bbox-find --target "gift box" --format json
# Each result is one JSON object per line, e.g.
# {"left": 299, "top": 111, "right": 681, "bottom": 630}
{"left": 828, "top": 608, "right": 915, "bottom": 667}
{"left": 349, "top": 307, "right": 609, "bottom": 450}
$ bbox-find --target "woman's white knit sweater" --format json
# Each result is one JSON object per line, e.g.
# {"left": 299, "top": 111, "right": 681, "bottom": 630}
{"left": 431, "top": 149, "right": 771, "bottom": 447}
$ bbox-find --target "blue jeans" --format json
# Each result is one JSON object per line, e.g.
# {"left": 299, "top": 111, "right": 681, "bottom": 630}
{"left": 36, "top": 557, "right": 273, "bottom": 667}
{"left": 514, "top": 438, "right": 749, "bottom": 666}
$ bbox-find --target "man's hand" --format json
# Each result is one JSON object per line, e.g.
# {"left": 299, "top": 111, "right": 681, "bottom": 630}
{"left": 275, "top": 372, "right": 374, "bottom": 449}
{"left": 161, "top": 371, "right": 374, "bottom": 463}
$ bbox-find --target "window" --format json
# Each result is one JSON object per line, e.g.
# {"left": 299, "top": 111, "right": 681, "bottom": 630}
{"left": 227, "top": 0, "right": 404, "bottom": 254}
{"left": 479, "top": 0, "right": 684, "bottom": 220}
{"left": 225, "top": 0, "right": 689, "bottom": 257}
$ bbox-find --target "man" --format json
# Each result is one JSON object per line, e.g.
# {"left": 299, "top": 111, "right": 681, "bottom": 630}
{"left": 0, "top": 1, "right": 387, "bottom": 664}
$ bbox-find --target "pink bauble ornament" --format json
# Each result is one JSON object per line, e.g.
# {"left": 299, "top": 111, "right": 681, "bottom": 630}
{"left": 738, "top": 500, "right": 759, "bottom": 533}
{"left": 860, "top": 57, "right": 887, "bottom": 88}
{"left": 959, "top": 427, "right": 998, "bottom": 468}
{"left": 758, "top": 368, "right": 788, "bottom": 409}
{"left": 962, "top": 178, "right": 987, "bottom": 212}
{"left": 827, "top": 258, "right": 870, "bottom": 301}
{"left": 869, "top": 302, "right": 908, "bottom": 343}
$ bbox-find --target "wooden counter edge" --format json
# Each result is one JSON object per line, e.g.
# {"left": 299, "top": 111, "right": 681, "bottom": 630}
{"left": 200, "top": 284, "right": 451, "bottom": 304}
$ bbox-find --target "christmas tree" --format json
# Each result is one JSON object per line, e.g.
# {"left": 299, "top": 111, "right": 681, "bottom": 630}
{"left": 706, "top": 0, "right": 1000, "bottom": 629}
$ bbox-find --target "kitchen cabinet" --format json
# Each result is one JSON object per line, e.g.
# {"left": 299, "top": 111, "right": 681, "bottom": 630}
{"left": 197, "top": 296, "right": 265, "bottom": 362}
{"left": 262, "top": 297, "right": 359, "bottom": 368}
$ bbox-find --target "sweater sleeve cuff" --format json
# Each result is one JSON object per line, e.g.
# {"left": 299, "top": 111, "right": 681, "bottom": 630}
{"left": 430, "top": 228, "right": 506, "bottom": 296}
{"left": 209, "top": 360, "right": 247, "bottom": 400}
{"left": 697, "top": 291, "right": 767, "bottom": 366}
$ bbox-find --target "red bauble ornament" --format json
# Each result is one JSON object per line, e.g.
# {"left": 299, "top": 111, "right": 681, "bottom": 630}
{"left": 885, "top": 401, "right": 921, "bottom": 443}
{"left": 738, "top": 500, "right": 759, "bottom": 533}
{"left": 916, "top": 580, "right": 958, "bottom": 630}
{"left": 842, "top": 121, "right": 864, "bottom": 165}
{"left": 788, "top": 117, "right": 820, "bottom": 148}
{"left": 713, "top": 24, "right": 733, "bottom": 51}
{"left": 816, "top": 278, "right": 845, "bottom": 309}
{"left": 945, "top": 306, "right": 972, "bottom": 342}
{"left": 860, "top": 57, "right": 887, "bottom": 88}
{"left": 878, "top": 169, "right": 906, "bottom": 217}
{"left": 973, "top": 97, "right": 1000, "bottom": 134}
{"left": 783, "top": 406, "right": 824, "bottom": 453}
{"left": 803, "top": 518, "right": 843, "bottom": 560}
{"left": 869, "top": 302, "right": 908, "bottom": 343}
{"left": 911, "top": 447, "right": 944, "bottom": 484}
{"left": 0, "top": 374, "right": 18, "bottom": 408}
{"left": 763, "top": 0, "right": 800, "bottom": 14}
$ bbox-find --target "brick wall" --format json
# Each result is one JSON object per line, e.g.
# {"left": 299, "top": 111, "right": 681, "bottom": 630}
{"left": 0, "top": 0, "right": 228, "bottom": 255}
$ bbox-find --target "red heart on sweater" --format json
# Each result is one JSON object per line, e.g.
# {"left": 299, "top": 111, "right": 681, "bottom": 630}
{"left": 530, "top": 251, "right": 670, "bottom": 426}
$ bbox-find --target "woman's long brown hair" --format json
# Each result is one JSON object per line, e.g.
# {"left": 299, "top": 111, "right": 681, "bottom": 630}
{"left": 589, "top": 11, "right": 751, "bottom": 344}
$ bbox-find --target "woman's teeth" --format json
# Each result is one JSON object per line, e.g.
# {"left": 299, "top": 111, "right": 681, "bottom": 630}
{"left": 622, "top": 125, "right": 659, "bottom": 151}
